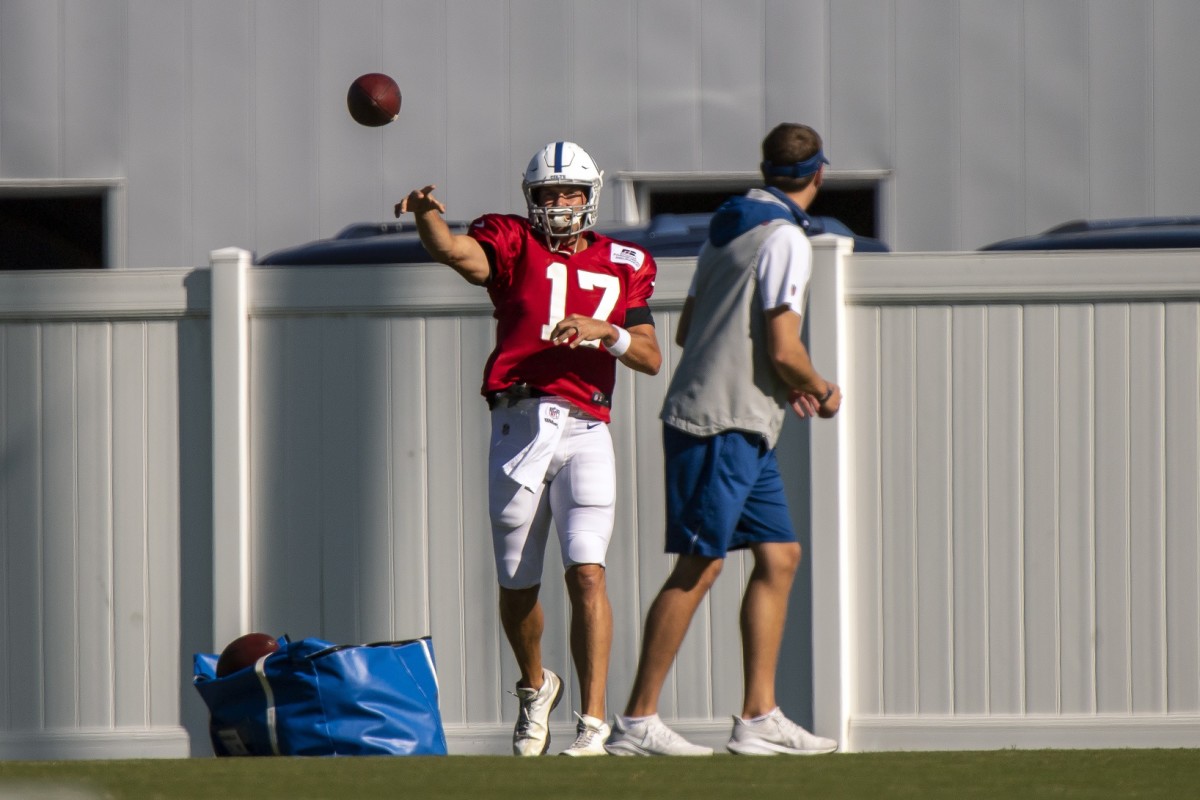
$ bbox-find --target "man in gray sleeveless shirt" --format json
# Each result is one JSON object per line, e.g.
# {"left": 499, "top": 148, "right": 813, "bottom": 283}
{"left": 605, "top": 123, "right": 843, "bottom": 757}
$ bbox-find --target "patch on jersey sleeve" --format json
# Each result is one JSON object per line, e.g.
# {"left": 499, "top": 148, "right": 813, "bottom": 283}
{"left": 609, "top": 243, "right": 647, "bottom": 271}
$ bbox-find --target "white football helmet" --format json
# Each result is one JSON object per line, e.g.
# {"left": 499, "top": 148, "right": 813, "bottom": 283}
{"left": 522, "top": 141, "right": 604, "bottom": 246}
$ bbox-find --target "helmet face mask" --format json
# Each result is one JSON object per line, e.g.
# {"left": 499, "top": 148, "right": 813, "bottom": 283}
{"left": 522, "top": 142, "right": 603, "bottom": 248}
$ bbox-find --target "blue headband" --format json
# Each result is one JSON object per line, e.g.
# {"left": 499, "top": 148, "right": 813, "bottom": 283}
{"left": 760, "top": 150, "right": 829, "bottom": 179}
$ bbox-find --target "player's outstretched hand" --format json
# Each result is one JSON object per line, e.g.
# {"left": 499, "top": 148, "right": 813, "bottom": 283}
{"left": 395, "top": 185, "right": 446, "bottom": 218}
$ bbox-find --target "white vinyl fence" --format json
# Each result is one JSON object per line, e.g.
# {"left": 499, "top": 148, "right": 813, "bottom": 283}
{"left": 816, "top": 247, "right": 1200, "bottom": 750}
{"left": 2, "top": 240, "right": 1199, "bottom": 759}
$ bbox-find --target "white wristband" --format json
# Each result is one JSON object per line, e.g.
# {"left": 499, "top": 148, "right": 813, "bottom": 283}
{"left": 604, "top": 325, "right": 632, "bottom": 357}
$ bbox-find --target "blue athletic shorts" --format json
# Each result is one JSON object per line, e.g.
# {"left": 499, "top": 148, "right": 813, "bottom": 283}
{"left": 662, "top": 423, "right": 797, "bottom": 557}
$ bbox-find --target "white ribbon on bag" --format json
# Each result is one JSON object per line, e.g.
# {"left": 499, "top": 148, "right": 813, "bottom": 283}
{"left": 253, "top": 654, "right": 281, "bottom": 756}
{"left": 502, "top": 399, "right": 569, "bottom": 491}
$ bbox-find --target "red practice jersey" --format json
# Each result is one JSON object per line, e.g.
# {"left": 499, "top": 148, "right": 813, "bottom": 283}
{"left": 469, "top": 213, "right": 658, "bottom": 422}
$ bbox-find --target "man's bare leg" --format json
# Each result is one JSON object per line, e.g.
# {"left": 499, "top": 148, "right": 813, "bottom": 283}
{"left": 740, "top": 541, "right": 801, "bottom": 718}
{"left": 500, "top": 584, "right": 545, "bottom": 689}
{"left": 623, "top": 555, "right": 724, "bottom": 717}
{"left": 565, "top": 563, "right": 611, "bottom": 719}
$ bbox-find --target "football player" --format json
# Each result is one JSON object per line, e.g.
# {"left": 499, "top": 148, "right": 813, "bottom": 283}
{"left": 396, "top": 141, "right": 661, "bottom": 756}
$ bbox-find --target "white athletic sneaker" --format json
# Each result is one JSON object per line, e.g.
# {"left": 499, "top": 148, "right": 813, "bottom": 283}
{"left": 559, "top": 712, "right": 611, "bottom": 757}
{"left": 512, "top": 668, "right": 563, "bottom": 756}
{"left": 726, "top": 708, "right": 838, "bottom": 755}
{"left": 603, "top": 714, "right": 713, "bottom": 756}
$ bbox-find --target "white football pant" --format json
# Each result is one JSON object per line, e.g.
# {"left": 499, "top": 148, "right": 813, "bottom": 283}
{"left": 488, "top": 397, "right": 616, "bottom": 589}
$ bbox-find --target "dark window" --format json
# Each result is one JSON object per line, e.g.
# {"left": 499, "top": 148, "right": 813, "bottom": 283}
{"left": 0, "top": 195, "right": 105, "bottom": 269}
{"left": 807, "top": 186, "right": 879, "bottom": 240}
{"left": 647, "top": 184, "right": 880, "bottom": 240}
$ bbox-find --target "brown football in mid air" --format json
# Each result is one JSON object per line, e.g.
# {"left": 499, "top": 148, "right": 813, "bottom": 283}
{"left": 347, "top": 73, "right": 401, "bottom": 127}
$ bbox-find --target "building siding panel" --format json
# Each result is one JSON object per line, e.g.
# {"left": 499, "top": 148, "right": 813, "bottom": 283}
{"left": 126, "top": 0, "right": 190, "bottom": 267}
{"left": 7, "top": 2, "right": 1200, "bottom": 265}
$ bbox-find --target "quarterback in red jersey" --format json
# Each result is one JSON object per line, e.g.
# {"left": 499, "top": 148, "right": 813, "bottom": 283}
{"left": 472, "top": 210, "right": 656, "bottom": 422}
{"left": 396, "top": 141, "right": 661, "bottom": 757}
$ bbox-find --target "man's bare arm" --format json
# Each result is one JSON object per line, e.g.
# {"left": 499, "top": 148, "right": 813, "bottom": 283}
{"left": 395, "top": 185, "right": 491, "bottom": 285}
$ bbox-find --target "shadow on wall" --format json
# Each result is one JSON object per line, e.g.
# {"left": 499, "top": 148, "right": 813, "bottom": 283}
{"left": 777, "top": 409, "right": 816, "bottom": 731}
{"left": 179, "top": 277, "right": 216, "bottom": 756}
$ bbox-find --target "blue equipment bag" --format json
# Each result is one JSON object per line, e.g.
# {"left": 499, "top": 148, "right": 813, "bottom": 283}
{"left": 193, "top": 635, "right": 447, "bottom": 756}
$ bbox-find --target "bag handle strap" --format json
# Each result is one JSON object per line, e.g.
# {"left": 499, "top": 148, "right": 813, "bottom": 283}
{"left": 415, "top": 638, "right": 439, "bottom": 694}
{"left": 253, "top": 654, "right": 281, "bottom": 756}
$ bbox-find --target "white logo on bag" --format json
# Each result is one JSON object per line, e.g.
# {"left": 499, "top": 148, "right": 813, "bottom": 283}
{"left": 218, "top": 729, "right": 250, "bottom": 756}
{"left": 610, "top": 243, "right": 646, "bottom": 270}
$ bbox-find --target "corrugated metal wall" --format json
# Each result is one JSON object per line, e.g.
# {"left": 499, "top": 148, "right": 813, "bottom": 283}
{"left": 3, "top": 1, "right": 1200, "bottom": 265}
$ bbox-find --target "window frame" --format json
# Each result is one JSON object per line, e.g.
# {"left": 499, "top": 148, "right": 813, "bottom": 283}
{"left": 610, "top": 169, "right": 892, "bottom": 241}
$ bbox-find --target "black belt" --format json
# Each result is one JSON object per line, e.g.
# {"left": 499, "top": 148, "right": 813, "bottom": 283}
{"left": 486, "top": 384, "right": 552, "bottom": 410}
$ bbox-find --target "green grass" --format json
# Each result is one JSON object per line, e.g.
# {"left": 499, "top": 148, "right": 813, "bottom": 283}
{"left": 2, "top": 750, "right": 1199, "bottom": 800}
